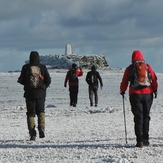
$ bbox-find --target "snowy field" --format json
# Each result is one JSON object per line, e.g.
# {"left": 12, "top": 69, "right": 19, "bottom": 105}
{"left": 0, "top": 69, "right": 163, "bottom": 163}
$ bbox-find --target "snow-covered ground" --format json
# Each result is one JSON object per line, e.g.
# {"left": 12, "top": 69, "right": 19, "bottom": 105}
{"left": 0, "top": 69, "right": 163, "bottom": 163}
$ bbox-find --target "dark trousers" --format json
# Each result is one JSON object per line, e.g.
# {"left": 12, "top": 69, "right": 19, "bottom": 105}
{"left": 129, "top": 93, "right": 153, "bottom": 142}
{"left": 89, "top": 85, "right": 98, "bottom": 105}
{"left": 26, "top": 98, "right": 45, "bottom": 117}
{"left": 69, "top": 86, "right": 78, "bottom": 105}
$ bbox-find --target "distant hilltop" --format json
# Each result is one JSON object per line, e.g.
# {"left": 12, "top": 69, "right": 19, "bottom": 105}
{"left": 26, "top": 44, "right": 109, "bottom": 69}
{"left": 38, "top": 54, "right": 109, "bottom": 69}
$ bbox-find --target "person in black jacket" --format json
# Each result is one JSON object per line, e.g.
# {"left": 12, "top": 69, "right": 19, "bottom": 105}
{"left": 18, "top": 51, "right": 51, "bottom": 141}
{"left": 86, "top": 65, "right": 103, "bottom": 107}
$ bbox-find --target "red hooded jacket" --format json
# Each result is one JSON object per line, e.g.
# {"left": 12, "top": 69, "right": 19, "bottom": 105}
{"left": 120, "top": 50, "right": 158, "bottom": 95}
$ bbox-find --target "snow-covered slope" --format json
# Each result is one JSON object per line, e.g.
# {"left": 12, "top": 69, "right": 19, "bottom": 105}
{"left": 0, "top": 69, "right": 162, "bottom": 162}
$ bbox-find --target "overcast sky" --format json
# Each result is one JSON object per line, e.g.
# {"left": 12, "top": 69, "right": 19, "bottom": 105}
{"left": 0, "top": 0, "right": 163, "bottom": 72}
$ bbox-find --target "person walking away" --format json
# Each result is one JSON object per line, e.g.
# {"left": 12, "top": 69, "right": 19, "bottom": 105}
{"left": 64, "top": 63, "right": 83, "bottom": 107}
{"left": 17, "top": 51, "right": 51, "bottom": 141}
{"left": 86, "top": 65, "right": 103, "bottom": 107}
{"left": 120, "top": 50, "right": 158, "bottom": 148}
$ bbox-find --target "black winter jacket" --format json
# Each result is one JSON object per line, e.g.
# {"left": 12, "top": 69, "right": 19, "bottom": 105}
{"left": 18, "top": 63, "right": 51, "bottom": 99}
{"left": 86, "top": 71, "right": 103, "bottom": 87}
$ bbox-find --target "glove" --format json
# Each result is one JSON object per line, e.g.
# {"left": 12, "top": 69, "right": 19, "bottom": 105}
{"left": 64, "top": 84, "right": 67, "bottom": 87}
{"left": 100, "top": 86, "right": 103, "bottom": 90}
{"left": 154, "top": 91, "right": 157, "bottom": 98}
{"left": 120, "top": 92, "right": 125, "bottom": 96}
{"left": 17, "top": 78, "right": 24, "bottom": 85}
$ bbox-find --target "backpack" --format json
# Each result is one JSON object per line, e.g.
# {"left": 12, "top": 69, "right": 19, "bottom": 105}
{"left": 129, "top": 60, "right": 152, "bottom": 88}
{"left": 69, "top": 69, "right": 77, "bottom": 81}
{"left": 26, "top": 65, "right": 42, "bottom": 88}
{"left": 91, "top": 73, "right": 97, "bottom": 84}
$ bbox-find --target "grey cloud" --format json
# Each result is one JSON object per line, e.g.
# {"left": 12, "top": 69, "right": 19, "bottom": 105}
{"left": 0, "top": 0, "right": 162, "bottom": 72}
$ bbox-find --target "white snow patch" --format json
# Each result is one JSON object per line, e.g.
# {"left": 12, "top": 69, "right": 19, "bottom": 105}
{"left": 0, "top": 70, "right": 162, "bottom": 162}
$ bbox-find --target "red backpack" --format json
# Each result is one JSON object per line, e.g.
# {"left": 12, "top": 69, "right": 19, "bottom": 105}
{"left": 129, "top": 60, "right": 152, "bottom": 88}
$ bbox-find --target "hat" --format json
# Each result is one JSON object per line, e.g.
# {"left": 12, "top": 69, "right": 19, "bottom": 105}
{"left": 29, "top": 51, "right": 40, "bottom": 65}
{"left": 131, "top": 50, "right": 144, "bottom": 63}
{"left": 91, "top": 65, "right": 96, "bottom": 71}
{"left": 72, "top": 63, "right": 77, "bottom": 68}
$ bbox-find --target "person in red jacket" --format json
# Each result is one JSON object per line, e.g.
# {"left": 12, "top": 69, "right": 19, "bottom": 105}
{"left": 64, "top": 63, "right": 83, "bottom": 107}
{"left": 120, "top": 50, "right": 158, "bottom": 148}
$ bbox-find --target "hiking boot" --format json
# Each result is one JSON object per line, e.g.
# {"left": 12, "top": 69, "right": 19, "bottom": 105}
{"left": 38, "top": 112, "right": 45, "bottom": 138}
{"left": 29, "top": 129, "right": 36, "bottom": 141}
{"left": 136, "top": 142, "right": 143, "bottom": 148}
{"left": 39, "top": 129, "right": 45, "bottom": 138}
{"left": 95, "top": 104, "right": 97, "bottom": 107}
{"left": 73, "top": 103, "right": 76, "bottom": 107}
{"left": 90, "top": 103, "right": 93, "bottom": 107}
{"left": 143, "top": 139, "right": 149, "bottom": 146}
{"left": 30, "top": 135, "right": 36, "bottom": 141}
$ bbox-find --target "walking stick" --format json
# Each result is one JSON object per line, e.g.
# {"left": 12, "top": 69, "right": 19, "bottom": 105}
{"left": 122, "top": 94, "right": 128, "bottom": 144}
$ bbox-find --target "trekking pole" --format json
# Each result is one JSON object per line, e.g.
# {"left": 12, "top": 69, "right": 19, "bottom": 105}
{"left": 122, "top": 95, "right": 128, "bottom": 144}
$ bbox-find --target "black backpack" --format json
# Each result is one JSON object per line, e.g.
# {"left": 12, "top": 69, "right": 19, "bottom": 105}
{"left": 69, "top": 69, "right": 77, "bottom": 81}
{"left": 26, "top": 65, "right": 42, "bottom": 88}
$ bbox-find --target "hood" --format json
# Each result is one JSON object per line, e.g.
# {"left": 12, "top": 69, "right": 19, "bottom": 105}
{"left": 91, "top": 65, "right": 96, "bottom": 72}
{"left": 72, "top": 63, "right": 77, "bottom": 68}
{"left": 29, "top": 51, "right": 40, "bottom": 65}
{"left": 131, "top": 50, "right": 144, "bottom": 63}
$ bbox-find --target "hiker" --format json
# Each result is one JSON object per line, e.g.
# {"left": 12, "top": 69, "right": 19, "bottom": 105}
{"left": 86, "top": 65, "right": 103, "bottom": 107}
{"left": 120, "top": 50, "right": 158, "bottom": 148}
{"left": 64, "top": 63, "right": 83, "bottom": 107}
{"left": 17, "top": 51, "right": 51, "bottom": 141}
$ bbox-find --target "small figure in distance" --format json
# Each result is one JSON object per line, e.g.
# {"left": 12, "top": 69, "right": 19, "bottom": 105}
{"left": 86, "top": 65, "right": 103, "bottom": 107}
{"left": 64, "top": 63, "right": 83, "bottom": 107}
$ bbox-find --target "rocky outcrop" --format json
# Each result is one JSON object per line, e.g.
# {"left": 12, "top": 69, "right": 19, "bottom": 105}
{"left": 79, "top": 54, "right": 109, "bottom": 69}
{"left": 26, "top": 54, "right": 109, "bottom": 69}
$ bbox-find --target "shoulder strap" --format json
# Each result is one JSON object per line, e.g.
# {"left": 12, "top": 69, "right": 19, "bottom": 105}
{"left": 128, "top": 64, "right": 134, "bottom": 81}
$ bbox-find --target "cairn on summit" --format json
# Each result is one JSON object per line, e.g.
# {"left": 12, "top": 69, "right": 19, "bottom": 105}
{"left": 65, "top": 44, "right": 73, "bottom": 55}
